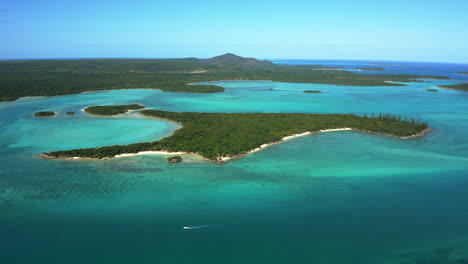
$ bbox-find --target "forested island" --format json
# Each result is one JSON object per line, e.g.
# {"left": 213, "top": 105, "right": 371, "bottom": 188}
{"left": 40, "top": 110, "right": 430, "bottom": 164}
{"left": 34, "top": 111, "right": 55, "bottom": 117}
{"left": 0, "top": 53, "right": 449, "bottom": 102}
{"left": 457, "top": 72, "right": 468, "bottom": 75}
{"left": 437, "top": 83, "right": 468, "bottom": 92}
{"left": 84, "top": 104, "right": 145, "bottom": 115}
{"left": 304, "top": 90, "right": 322, "bottom": 93}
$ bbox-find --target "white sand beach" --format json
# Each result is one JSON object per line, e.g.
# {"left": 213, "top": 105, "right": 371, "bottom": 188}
{"left": 220, "top": 128, "right": 353, "bottom": 162}
{"left": 114, "top": 151, "right": 187, "bottom": 158}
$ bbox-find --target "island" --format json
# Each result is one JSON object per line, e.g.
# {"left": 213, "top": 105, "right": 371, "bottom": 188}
{"left": 66, "top": 111, "right": 75, "bottom": 115}
{"left": 351, "top": 67, "right": 386, "bottom": 71}
{"left": 437, "top": 83, "right": 468, "bottom": 92}
{"left": 457, "top": 72, "right": 468, "bottom": 75}
{"left": 34, "top": 111, "right": 55, "bottom": 117}
{"left": 0, "top": 53, "right": 449, "bottom": 102}
{"left": 167, "top": 156, "right": 183, "bottom": 163}
{"left": 370, "top": 63, "right": 399, "bottom": 66}
{"left": 304, "top": 90, "right": 322, "bottom": 93}
{"left": 84, "top": 104, "right": 145, "bottom": 116}
{"left": 39, "top": 110, "right": 430, "bottom": 164}
{"left": 426, "top": 89, "right": 438, "bottom": 92}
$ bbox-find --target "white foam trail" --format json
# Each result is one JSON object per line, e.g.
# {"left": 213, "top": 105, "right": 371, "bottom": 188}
{"left": 182, "top": 224, "right": 223, "bottom": 230}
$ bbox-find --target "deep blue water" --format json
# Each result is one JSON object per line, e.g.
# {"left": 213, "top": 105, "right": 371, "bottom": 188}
{"left": 273, "top": 59, "right": 468, "bottom": 81}
{"left": 1, "top": 60, "right": 468, "bottom": 263}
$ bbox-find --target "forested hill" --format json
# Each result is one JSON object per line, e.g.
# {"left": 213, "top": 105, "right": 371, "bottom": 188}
{"left": 0, "top": 53, "right": 449, "bottom": 102}
{"left": 206, "top": 53, "right": 274, "bottom": 67}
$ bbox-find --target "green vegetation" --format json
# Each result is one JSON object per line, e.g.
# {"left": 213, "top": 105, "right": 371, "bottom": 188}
{"left": 352, "top": 67, "right": 386, "bottom": 71}
{"left": 362, "top": 113, "right": 427, "bottom": 126}
{"left": 426, "top": 89, "right": 438, "bottom": 92}
{"left": 34, "top": 111, "right": 55, "bottom": 117}
{"left": 66, "top": 111, "right": 75, "bottom": 115}
{"left": 0, "top": 53, "right": 448, "bottom": 102}
{"left": 43, "top": 110, "right": 428, "bottom": 163}
{"left": 437, "top": 83, "right": 468, "bottom": 92}
{"left": 84, "top": 104, "right": 145, "bottom": 116}
{"left": 167, "top": 156, "right": 183, "bottom": 163}
{"left": 304, "top": 90, "right": 322, "bottom": 93}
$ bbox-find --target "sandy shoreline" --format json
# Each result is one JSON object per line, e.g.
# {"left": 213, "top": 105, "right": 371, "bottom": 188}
{"left": 219, "top": 128, "right": 353, "bottom": 162}
{"left": 114, "top": 151, "right": 188, "bottom": 158}
{"left": 18, "top": 95, "right": 46, "bottom": 100}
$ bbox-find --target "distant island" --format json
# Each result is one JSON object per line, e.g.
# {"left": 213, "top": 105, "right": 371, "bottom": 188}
{"left": 304, "top": 90, "right": 322, "bottom": 93}
{"left": 426, "top": 89, "right": 438, "bottom": 92}
{"left": 66, "top": 111, "right": 75, "bottom": 115}
{"left": 457, "top": 72, "right": 468, "bottom": 75}
{"left": 370, "top": 63, "right": 399, "bottom": 66}
{"left": 35, "top": 111, "right": 55, "bottom": 117}
{"left": 0, "top": 53, "right": 449, "bottom": 102}
{"left": 351, "top": 67, "right": 386, "bottom": 71}
{"left": 84, "top": 104, "right": 145, "bottom": 116}
{"left": 437, "top": 83, "right": 468, "bottom": 92}
{"left": 39, "top": 109, "right": 430, "bottom": 164}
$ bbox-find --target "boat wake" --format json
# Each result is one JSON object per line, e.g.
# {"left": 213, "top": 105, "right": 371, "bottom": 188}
{"left": 182, "top": 224, "right": 224, "bottom": 230}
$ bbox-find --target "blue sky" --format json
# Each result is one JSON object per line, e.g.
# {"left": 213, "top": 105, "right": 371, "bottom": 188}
{"left": 1, "top": 0, "right": 468, "bottom": 63}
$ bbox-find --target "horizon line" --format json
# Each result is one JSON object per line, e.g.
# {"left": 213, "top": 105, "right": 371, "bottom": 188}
{"left": 0, "top": 56, "right": 467, "bottom": 65}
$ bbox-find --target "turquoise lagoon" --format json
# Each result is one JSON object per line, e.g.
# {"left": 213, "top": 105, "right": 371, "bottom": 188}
{"left": 2, "top": 76, "right": 468, "bottom": 263}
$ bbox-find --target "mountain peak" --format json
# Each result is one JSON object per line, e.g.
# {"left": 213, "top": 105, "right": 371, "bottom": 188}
{"left": 207, "top": 53, "right": 273, "bottom": 66}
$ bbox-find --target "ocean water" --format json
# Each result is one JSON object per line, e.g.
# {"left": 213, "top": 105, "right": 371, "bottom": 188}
{"left": 273, "top": 59, "right": 468, "bottom": 82}
{"left": 2, "top": 61, "right": 468, "bottom": 263}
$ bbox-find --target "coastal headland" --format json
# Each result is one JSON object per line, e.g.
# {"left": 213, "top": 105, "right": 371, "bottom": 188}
{"left": 438, "top": 83, "right": 468, "bottom": 92}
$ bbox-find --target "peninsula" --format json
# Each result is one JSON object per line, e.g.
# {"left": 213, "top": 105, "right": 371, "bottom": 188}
{"left": 437, "top": 83, "right": 468, "bottom": 92}
{"left": 40, "top": 110, "right": 430, "bottom": 164}
{"left": 0, "top": 53, "right": 448, "bottom": 102}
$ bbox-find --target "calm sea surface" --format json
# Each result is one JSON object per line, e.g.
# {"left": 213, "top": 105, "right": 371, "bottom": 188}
{"left": 2, "top": 61, "right": 468, "bottom": 263}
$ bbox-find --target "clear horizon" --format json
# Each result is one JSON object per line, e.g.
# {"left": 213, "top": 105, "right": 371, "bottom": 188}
{"left": 2, "top": 56, "right": 468, "bottom": 65}
{"left": 1, "top": 0, "right": 468, "bottom": 63}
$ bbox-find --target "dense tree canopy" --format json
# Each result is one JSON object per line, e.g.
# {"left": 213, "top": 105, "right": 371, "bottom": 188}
{"left": 438, "top": 83, "right": 468, "bottom": 92}
{"left": 0, "top": 54, "right": 449, "bottom": 102}
{"left": 34, "top": 111, "right": 55, "bottom": 117}
{"left": 84, "top": 104, "right": 145, "bottom": 115}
